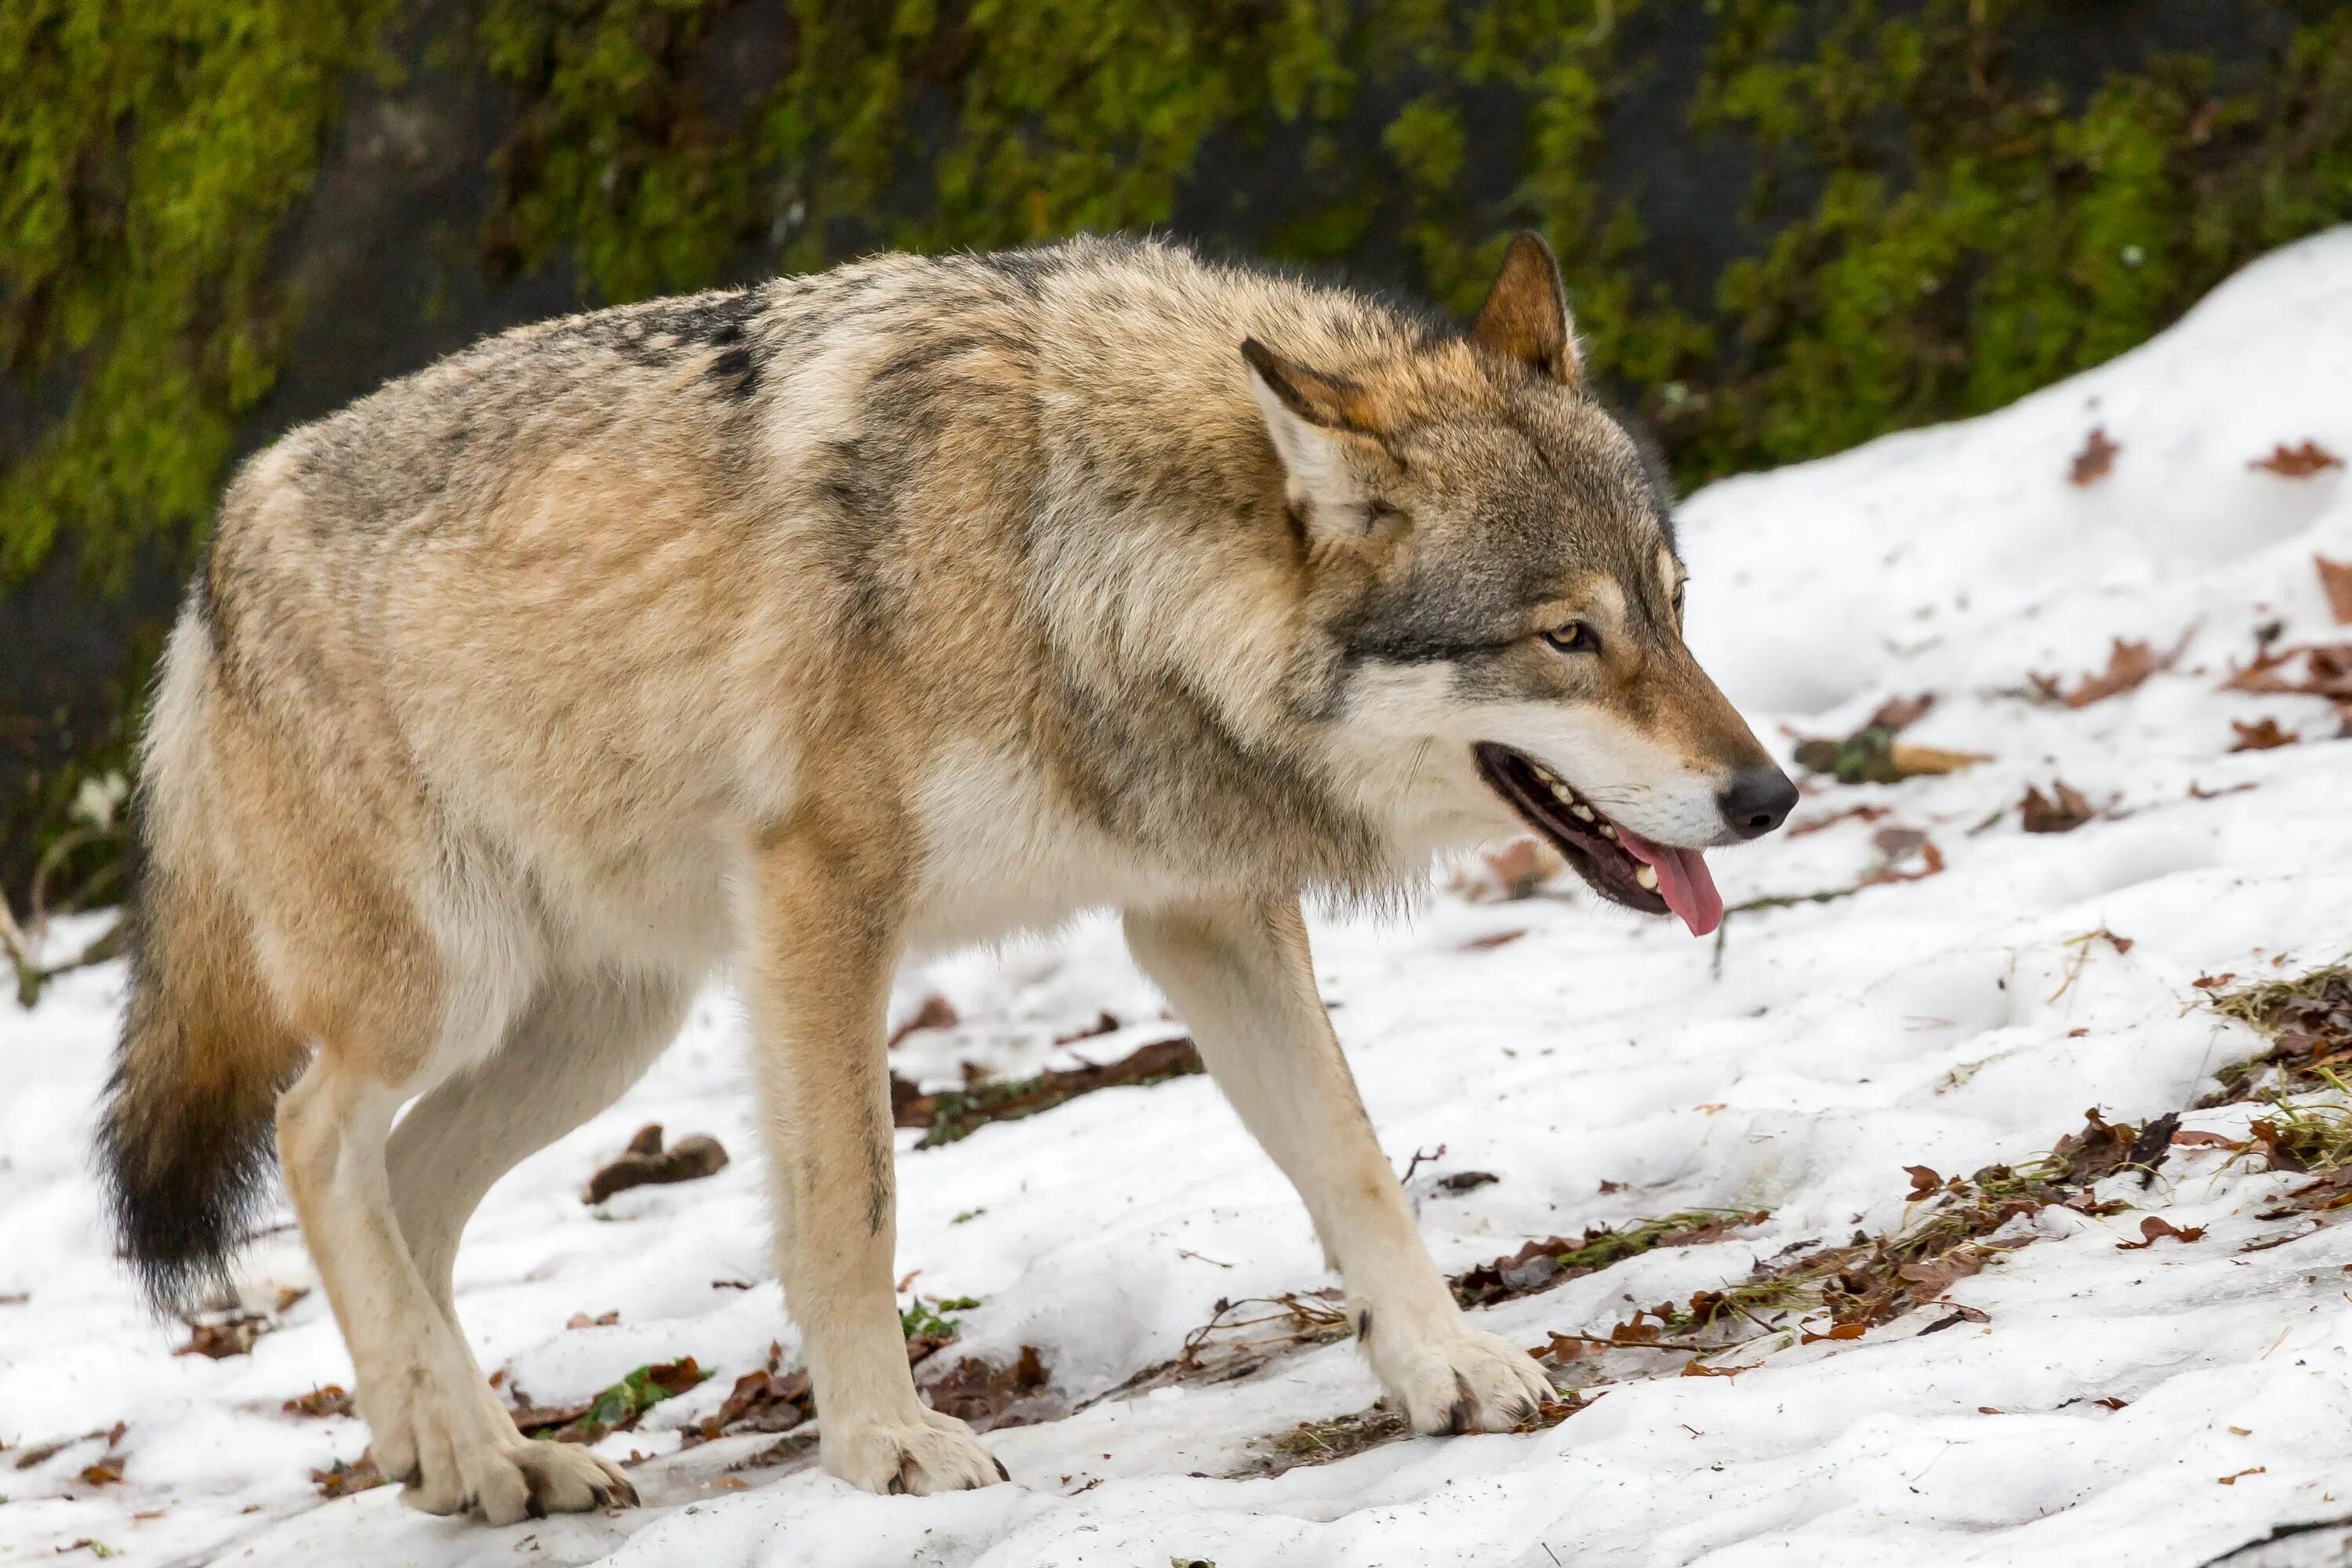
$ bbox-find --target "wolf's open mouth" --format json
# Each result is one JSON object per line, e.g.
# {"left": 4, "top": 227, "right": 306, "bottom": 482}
{"left": 1471, "top": 742, "right": 1725, "bottom": 937}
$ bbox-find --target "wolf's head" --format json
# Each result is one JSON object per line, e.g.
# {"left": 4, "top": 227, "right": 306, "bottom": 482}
{"left": 1250, "top": 235, "right": 1793, "bottom": 935}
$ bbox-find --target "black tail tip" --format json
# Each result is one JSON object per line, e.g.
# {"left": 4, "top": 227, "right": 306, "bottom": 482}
{"left": 96, "top": 1075, "right": 280, "bottom": 1316}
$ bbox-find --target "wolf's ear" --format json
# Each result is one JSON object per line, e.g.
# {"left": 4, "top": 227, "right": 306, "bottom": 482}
{"left": 1241, "top": 338, "right": 1385, "bottom": 535}
{"left": 1474, "top": 231, "right": 1579, "bottom": 385}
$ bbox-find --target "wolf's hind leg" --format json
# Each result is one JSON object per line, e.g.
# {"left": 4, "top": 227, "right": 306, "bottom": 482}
{"left": 281, "top": 1003, "right": 635, "bottom": 1525}
{"left": 739, "top": 819, "right": 1005, "bottom": 1497}
{"left": 368, "top": 967, "right": 693, "bottom": 1517}
{"left": 1124, "top": 893, "right": 1555, "bottom": 1436}
{"left": 388, "top": 967, "right": 691, "bottom": 1318}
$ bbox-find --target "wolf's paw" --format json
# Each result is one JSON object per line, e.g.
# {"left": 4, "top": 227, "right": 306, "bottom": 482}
{"left": 824, "top": 1407, "right": 1007, "bottom": 1496}
{"left": 1370, "top": 1323, "right": 1555, "bottom": 1435}
{"left": 492, "top": 1442, "right": 640, "bottom": 1524}
{"left": 399, "top": 1437, "right": 637, "bottom": 1525}
{"left": 369, "top": 1375, "right": 637, "bottom": 1526}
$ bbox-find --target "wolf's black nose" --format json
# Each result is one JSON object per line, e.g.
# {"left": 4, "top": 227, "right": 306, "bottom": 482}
{"left": 1721, "top": 766, "right": 1798, "bottom": 839}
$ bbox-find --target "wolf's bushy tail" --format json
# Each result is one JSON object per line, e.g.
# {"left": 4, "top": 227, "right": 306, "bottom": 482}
{"left": 96, "top": 809, "right": 306, "bottom": 1312}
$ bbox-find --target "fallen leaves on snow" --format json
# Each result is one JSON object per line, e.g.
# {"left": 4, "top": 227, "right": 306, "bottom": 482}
{"left": 583, "top": 1123, "right": 730, "bottom": 1205}
{"left": 2116, "top": 1215, "right": 2205, "bottom": 1250}
{"left": 2069, "top": 426, "right": 2122, "bottom": 485}
{"left": 281, "top": 1385, "right": 354, "bottom": 1419}
{"left": 2031, "top": 633, "right": 2188, "bottom": 708}
{"left": 2318, "top": 557, "right": 2352, "bottom": 625}
{"left": 2230, "top": 717, "right": 2299, "bottom": 752}
{"left": 1452, "top": 1211, "right": 1772, "bottom": 1311}
{"left": 2249, "top": 441, "right": 2343, "bottom": 478}
{"left": 892, "top": 1036, "right": 1203, "bottom": 1149}
{"left": 310, "top": 1454, "right": 387, "bottom": 1498}
{"left": 2020, "top": 780, "right": 2099, "bottom": 833}
{"left": 924, "top": 1344, "right": 1064, "bottom": 1432}
{"left": 2201, "top": 963, "right": 2352, "bottom": 1104}
{"left": 510, "top": 1359, "right": 709, "bottom": 1445}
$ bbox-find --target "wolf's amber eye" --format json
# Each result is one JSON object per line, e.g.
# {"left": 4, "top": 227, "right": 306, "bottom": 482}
{"left": 1542, "top": 621, "right": 1597, "bottom": 654}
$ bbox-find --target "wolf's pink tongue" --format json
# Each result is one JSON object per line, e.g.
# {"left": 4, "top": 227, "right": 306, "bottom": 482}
{"left": 1617, "top": 828, "right": 1723, "bottom": 938}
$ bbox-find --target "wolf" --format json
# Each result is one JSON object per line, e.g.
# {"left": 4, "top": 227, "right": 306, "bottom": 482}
{"left": 97, "top": 231, "right": 1793, "bottom": 1522}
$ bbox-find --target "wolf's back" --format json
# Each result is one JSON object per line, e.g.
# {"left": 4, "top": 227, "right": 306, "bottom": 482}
{"left": 96, "top": 604, "right": 307, "bottom": 1311}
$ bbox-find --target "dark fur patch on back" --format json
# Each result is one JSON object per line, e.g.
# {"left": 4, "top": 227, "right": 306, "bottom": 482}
{"left": 550, "top": 289, "right": 769, "bottom": 400}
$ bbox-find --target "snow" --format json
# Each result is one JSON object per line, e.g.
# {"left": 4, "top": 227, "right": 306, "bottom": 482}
{"left": 7, "top": 227, "right": 2352, "bottom": 1568}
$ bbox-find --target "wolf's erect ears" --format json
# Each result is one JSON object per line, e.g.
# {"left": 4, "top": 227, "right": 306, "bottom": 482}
{"left": 1240, "top": 336, "right": 1385, "bottom": 536}
{"left": 1474, "top": 231, "right": 1580, "bottom": 385}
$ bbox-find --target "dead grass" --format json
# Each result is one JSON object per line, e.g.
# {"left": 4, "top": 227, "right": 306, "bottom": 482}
{"left": 2200, "top": 963, "right": 2352, "bottom": 1105}
{"left": 1243, "top": 1392, "right": 1597, "bottom": 1478}
{"left": 1225, "top": 1107, "right": 2183, "bottom": 1475}
{"left": 1453, "top": 1209, "right": 1771, "bottom": 1309}
{"left": 892, "top": 1037, "right": 1203, "bottom": 1149}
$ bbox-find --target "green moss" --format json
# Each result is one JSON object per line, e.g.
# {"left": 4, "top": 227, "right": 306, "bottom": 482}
{"left": 475, "top": 0, "right": 758, "bottom": 300}
{"left": 1, "top": 0, "right": 394, "bottom": 591}
{"left": 1677, "top": 1, "right": 2352, "bottom": 481}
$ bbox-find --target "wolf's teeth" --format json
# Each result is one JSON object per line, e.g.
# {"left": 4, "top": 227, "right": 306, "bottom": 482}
{"left": 1599, "top": 823, "right": 1617, "bottom": 840}
{"left": 1571, "top": 804, "right": 1595, "bottom": 822}
{"left": 1635, "top": 864, "right": 1660, "bottom": 891}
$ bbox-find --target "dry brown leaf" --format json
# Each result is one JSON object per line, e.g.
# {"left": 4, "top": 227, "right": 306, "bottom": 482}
{"left": 683, "top": 1342, "right": 812, "bottom": 1446}
{"left": 2223, "top": 641, "right": 2352, "bottom": 699}
{"left": 311, "top": 1454, "right": 387, "bottom": 1498}
{"left": 887, "top": 995, "right": 958, "bottom": 1049}
{"left": 921, "top": 1345, "right": 1062, "bottom": 1433}
{"left": 2229, "top": 717, "right": 2298, "bottom": 753}
{"left": 1461, "top": 929, "right": 1527, "bottom": 952}
{"left": 2250, "top": 441, "right": 2344, "bottom": 477}
{"left": 1800, "top": 1322, "right": 1867, "bottom": 1345}
{"left": 2116, "top": 1214, "right": 2205, "bottom": 1250}
{"left": 1053, "top": 1011, "right": 1121, "bottom": 1046}
{"left": 2035, "top": 635, "right": 2187, "bottom": 708}
{"left": 2317, "top": 557, "right": 2352, "bottom": 625}
{"left": 2069, "top": 426, "right": 2121, "bottom": 485}
{"left": 583, "top": 1127, "right": 729, "bottom": 1204}
{"left": 281, "top": 1385, "right": 354, "bottom": 1419}
{"left": 1867, "top": 694, "right": 1936, "bottom": 732}
{"left": 175, "top": 1314, "right": 268, "bottom": 1359}
{"left": 1859, "top": 840, "right": 1946, "bottom": 887}
{"left": 2020, "top": 781, "right": 2097, "bottom": 833}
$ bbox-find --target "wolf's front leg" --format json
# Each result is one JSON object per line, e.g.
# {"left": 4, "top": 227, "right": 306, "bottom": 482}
{"left": 1125, "top": 894, "right": 1554, "bottom": 1434}
{"left": 740, "top": 821, "right": 1006, "bottom": 1495}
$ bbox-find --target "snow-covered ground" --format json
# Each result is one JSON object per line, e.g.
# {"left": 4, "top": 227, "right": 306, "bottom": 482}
{"left": 6, "top": 230, "right": 2352, "bottom": 1568}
